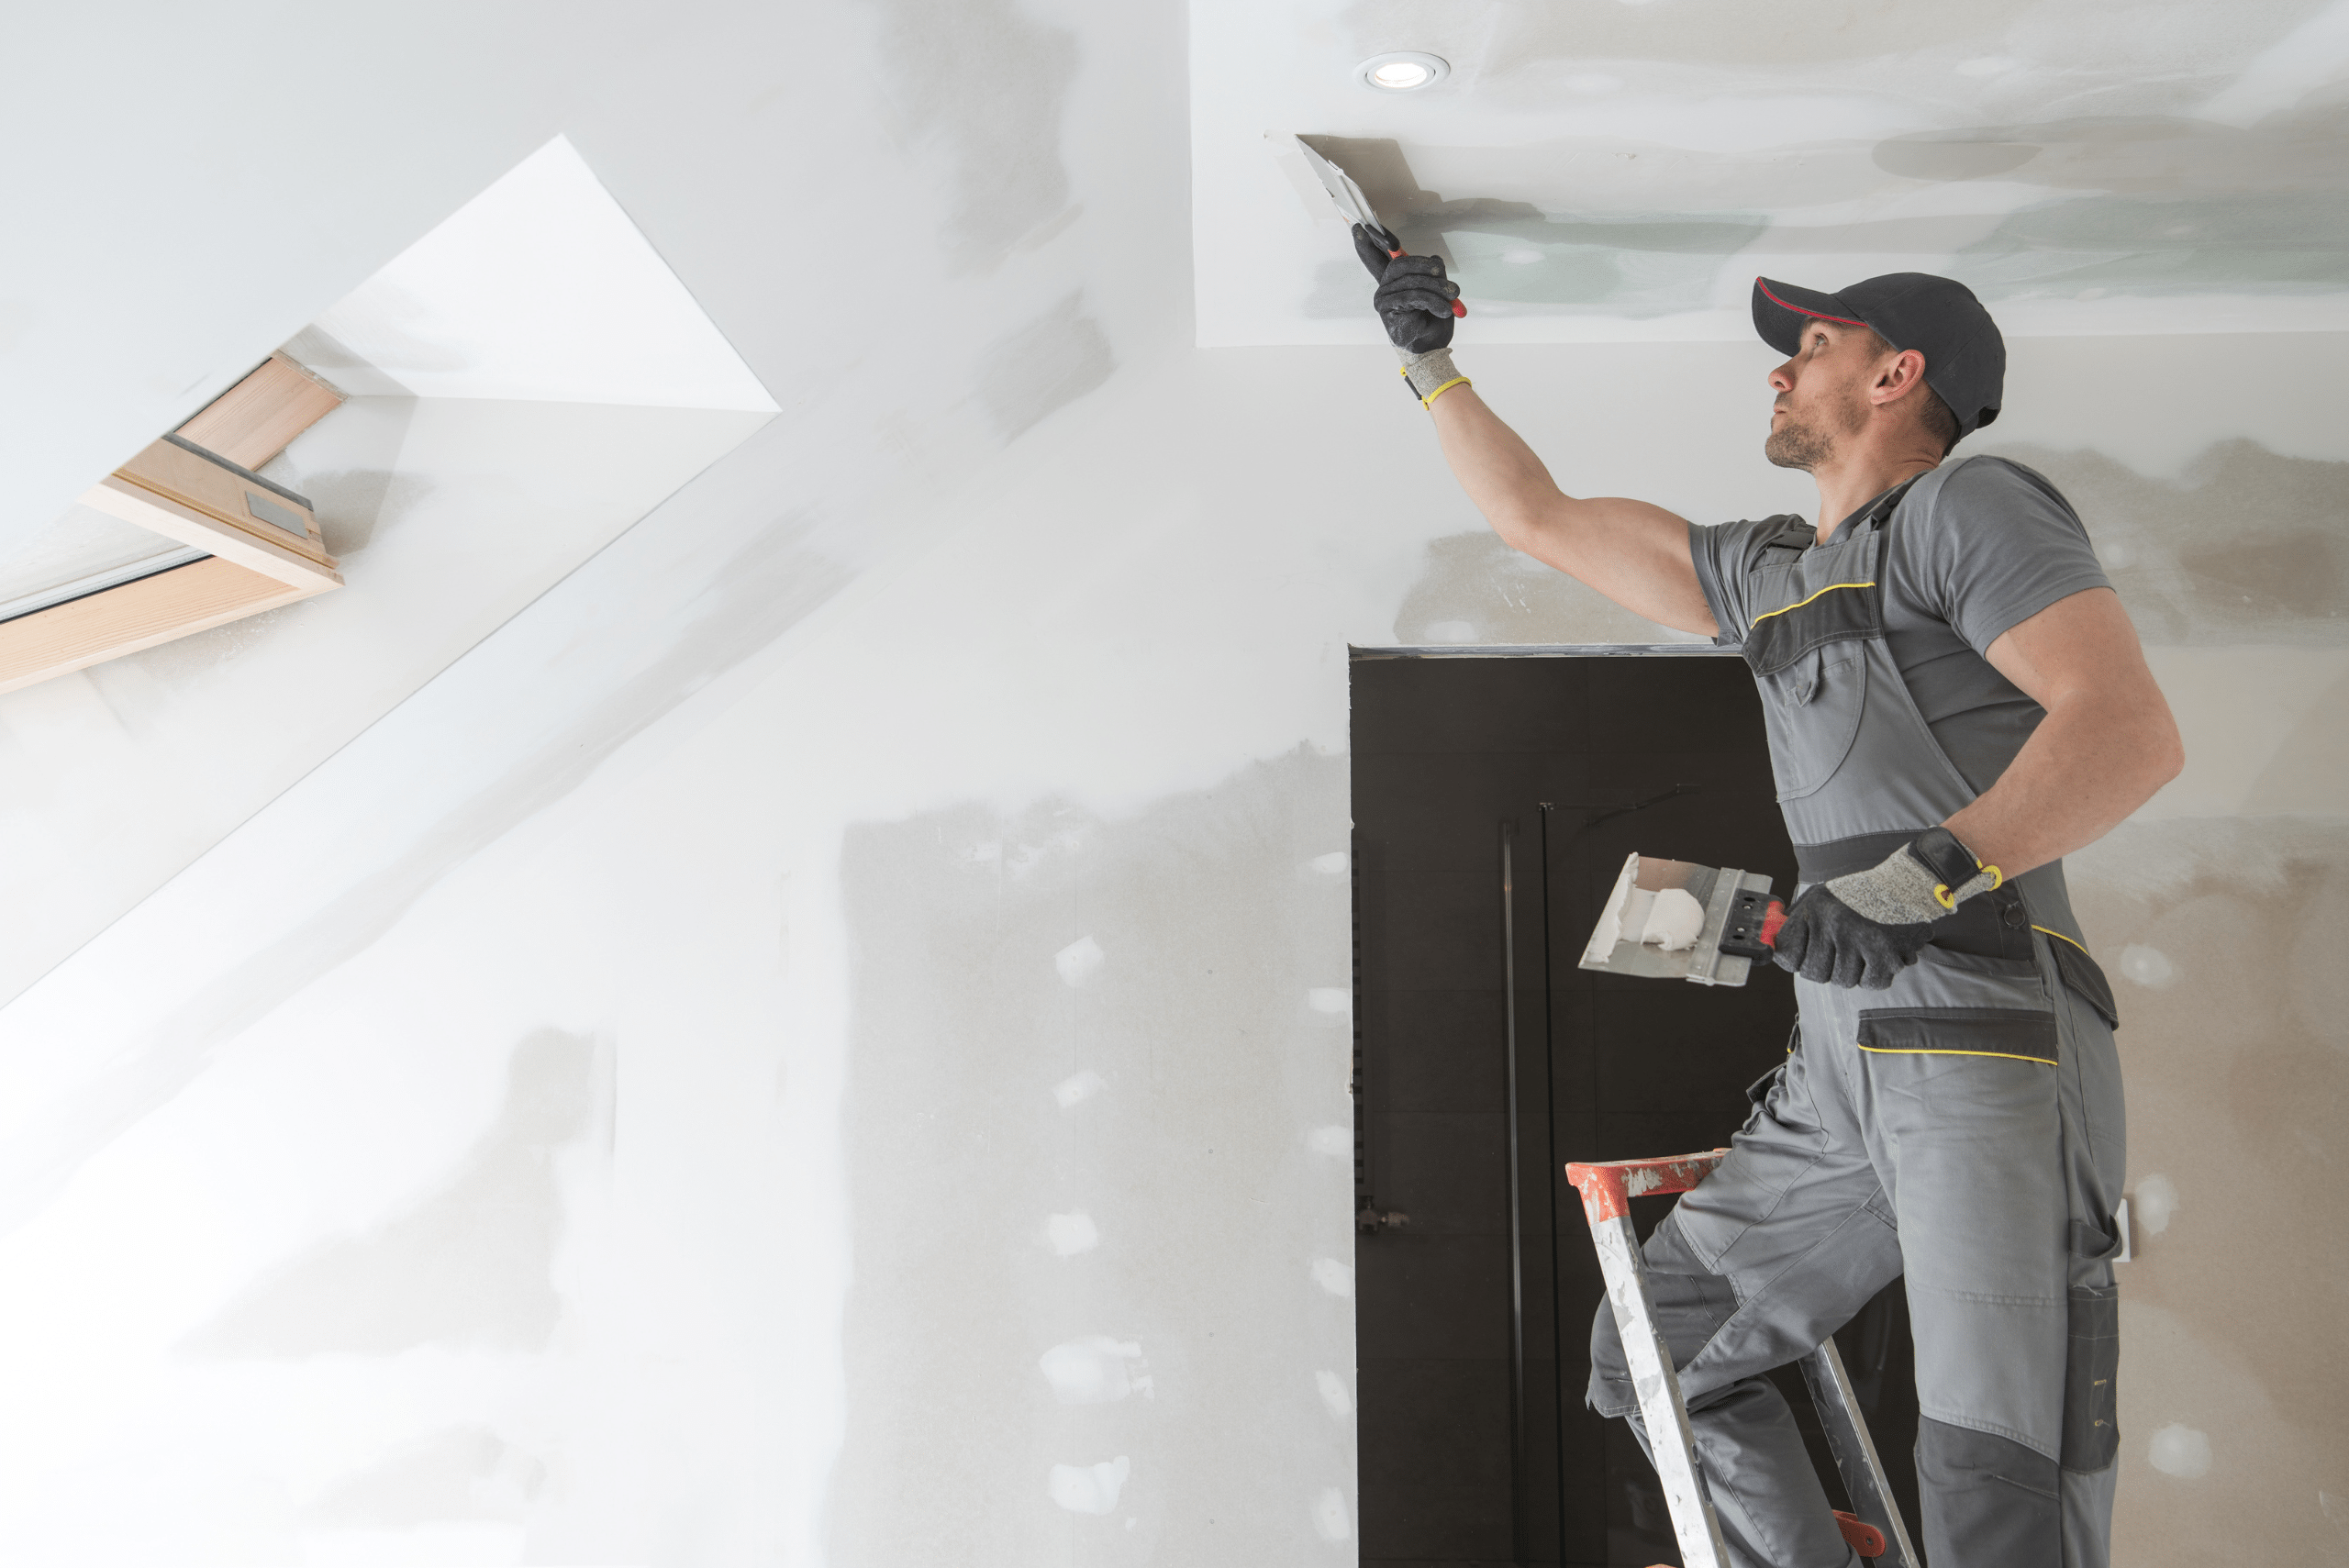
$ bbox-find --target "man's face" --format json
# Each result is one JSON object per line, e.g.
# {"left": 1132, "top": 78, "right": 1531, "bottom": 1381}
{"left": 1765, "top": 319, "right": 1876, "bottom": 472}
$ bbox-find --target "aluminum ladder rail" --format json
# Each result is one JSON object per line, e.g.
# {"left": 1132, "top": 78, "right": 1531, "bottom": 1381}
{"left": 1564, "top": 1150, "right": 1920, "bottom": 1568}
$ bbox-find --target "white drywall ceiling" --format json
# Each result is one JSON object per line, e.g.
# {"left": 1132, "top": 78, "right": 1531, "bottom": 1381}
{"left": 1195, "top": 0, "right": 2349, "bottom": 344}
{"left": 305, "top": 137, "right": 780, "bottom": 409}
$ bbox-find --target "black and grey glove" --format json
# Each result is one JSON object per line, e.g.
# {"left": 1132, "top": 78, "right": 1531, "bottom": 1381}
{"left": 1353, "top": 223, "right": 1466, "bottom": 403}
{"left": 1772, "top": 827, "right": 2004, "bottom": 990}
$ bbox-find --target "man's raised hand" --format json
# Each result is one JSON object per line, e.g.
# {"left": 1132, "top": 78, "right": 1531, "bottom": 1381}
{"left": 1353, "top": 224, "right": 1459, "bottom": 354}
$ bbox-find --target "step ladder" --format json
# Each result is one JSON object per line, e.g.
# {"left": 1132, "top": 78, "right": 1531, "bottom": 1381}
{"left": 1564, "top": 1151, "right": 1920, "bottom": 1568}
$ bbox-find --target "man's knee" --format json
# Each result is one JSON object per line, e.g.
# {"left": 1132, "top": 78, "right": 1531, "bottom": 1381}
{"left": 1918, "top": 1418, "right": 2060, "bottom": 1568}
{"left": 1586, "top": 1297, "right": 1635, "bottom": 1417}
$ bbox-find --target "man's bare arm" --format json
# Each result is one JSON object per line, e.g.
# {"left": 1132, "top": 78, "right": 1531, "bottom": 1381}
{"left": 1429, "top": 386, "right": 1718, "bottom": 637}
{"left": 1943, "top": 586, "right": 2184, "bottom": 878}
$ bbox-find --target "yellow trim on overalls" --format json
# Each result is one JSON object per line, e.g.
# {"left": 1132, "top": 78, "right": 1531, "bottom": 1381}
{"left": 1750, "top": 579, "right": 1876, "bottom": 625}
{"left": 2032, "top": 925, "right": 2090, "bottom": 956}
{"left": 1854, "top": 1043, "right": 2057, "bottom": 1067}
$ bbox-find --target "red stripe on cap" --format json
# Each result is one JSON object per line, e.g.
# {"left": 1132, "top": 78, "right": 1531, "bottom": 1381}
{"left": 1756, "top": 278, "right": 1869, "bottom": 330}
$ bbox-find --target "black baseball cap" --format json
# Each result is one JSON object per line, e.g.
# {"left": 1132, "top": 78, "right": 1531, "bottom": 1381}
{"left": 1752, "top": 272, "right": 2006, "bottom": 438}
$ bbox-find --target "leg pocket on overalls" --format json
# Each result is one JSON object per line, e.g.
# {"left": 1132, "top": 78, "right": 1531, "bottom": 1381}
{"left": 2062, "top": 1284, "right": 2121, "bottom": 1472}
{"left": 1854, "top": 948, "right": 2059, "bottom": 1065}
{"left": 2049, "top": 938, "right": 2121, "bottom": 1030}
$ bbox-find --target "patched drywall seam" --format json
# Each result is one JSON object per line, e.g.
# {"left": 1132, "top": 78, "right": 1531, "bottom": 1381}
{"left": 983, "top": 293, "right": 1118, "bottom": 442}
{"left": 2065, "top": 817, "right": 2349, "bottom": 1563}
{"left": 1393, "top": 530, "right": 1702, "bottom": 645}
{"left": 182, "top": 1029, "right": 606, "bottom": 1357}
{"left": 0, "top": 514, "right": 852, "bottom": 1240}
{"left": 1978, "top": 439, "right": 2349, "bottom": 643}
{"left": 303, "top": 1426, "right": 548, "bottom": 1527}
{"left": 866, "top": 0, "right": 1080, "bottom": 273}
{"left": 829, "top": 747, "right": 1353, "bottom": 1565}
{"left": 260, "top": 395, "right": 426, "bottom": 562}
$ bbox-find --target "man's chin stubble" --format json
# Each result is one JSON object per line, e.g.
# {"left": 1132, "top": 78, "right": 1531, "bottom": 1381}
{"left": 1765, "top": 421, "right": 1833, "bottom": 472}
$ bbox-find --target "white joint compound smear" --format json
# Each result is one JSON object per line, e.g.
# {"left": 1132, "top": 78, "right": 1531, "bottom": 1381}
{"left": 2120, "top": 943, "right": 2176, "bottom": 987}
{"left": 1640, "top": 886, "right": 1706, "bottom": 951}
{"left": 1310, "top": 851, "right": 1349, "bottom": 873}
{"left": 1053, "top": 1070, "right": 1105, "bottom": 1109}
{"left": 1315, "top": 1370, "right": 1353, "bottom": 1418}
{"left": 1307, "top": 1125, "right": 1350, "bottom": 1156}
{"left": 2148, "top": 1424, "right": 2213, "bottom": 1478}
{"left": 1046, "top": 1211, "right": 1099, "bottom": 1255}
{"left": 1312, "top": 1486, "right": 1352, "bottom": 1541}
{"left": 1311, "top": 1257, "right": 1353, "bottom": 1297}
{"left": 1307, "top": 987, "right": 1350, "bottom": 1015}
{"left": 1039, "top": 1338, "right": 1149, "bottom": 1404}
{"left": 1055, "top": 935, "right": 1105, "bottom": 986}
{"left": 2134, "top": 1173, "right": 2179, "bottom": 1235}
{"left": 1048, "top": 1456, "right": 1130, "bottom": 1515}
{"left": 1584, "top": 853, "right": 1642, "bottom": 963}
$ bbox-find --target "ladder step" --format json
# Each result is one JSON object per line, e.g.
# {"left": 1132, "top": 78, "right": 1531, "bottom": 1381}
{"left": 1836, "top": 1508, "right": 1888, "bottom": 1558}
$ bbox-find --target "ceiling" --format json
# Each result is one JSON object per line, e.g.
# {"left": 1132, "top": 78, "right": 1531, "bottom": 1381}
{"left": 1195, "top": 0, "right": 2349, "bottom": 343}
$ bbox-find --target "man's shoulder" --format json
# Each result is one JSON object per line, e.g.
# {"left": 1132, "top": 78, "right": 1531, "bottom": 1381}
{"left": 1914, "top": 452, "right": 2080, "bottom": 519}
{"left": 1697, "top": 512, "right": 1813, "bottom": 566}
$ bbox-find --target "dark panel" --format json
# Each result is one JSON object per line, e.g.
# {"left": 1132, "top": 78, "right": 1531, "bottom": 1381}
{"left": 1358, "top": 1358, "right": 1517, "bottom": 1561}
{"left": 1356, "top": 1231, "right": 1516, "bottom": 1362}
{"left": 1362, "top": 989, "right": 1506, "bottom": 1115}
{"left": 1375, "top": 1111, "right": 1509, "bottom": 1234}
{"left": 1354, "top": 651, "right": 1918, "bottom": 1566}
{"left": 1352, "top": 656, "right": 1590, "bottom": 757}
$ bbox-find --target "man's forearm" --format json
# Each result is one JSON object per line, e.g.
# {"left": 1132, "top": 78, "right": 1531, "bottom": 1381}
{"left": 1943, "top": 695, "right": 2183, "bottom": 880}
{"left": 1419, "top": 384, "right": 1719, "bottom": 635}
{"left": 1428, "top": 385, "right": 1564, "bottom": 546}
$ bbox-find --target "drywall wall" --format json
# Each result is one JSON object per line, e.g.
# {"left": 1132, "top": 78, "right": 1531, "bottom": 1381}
{"left": 0, "top": 0, "right": 2341, "bottom": 1563}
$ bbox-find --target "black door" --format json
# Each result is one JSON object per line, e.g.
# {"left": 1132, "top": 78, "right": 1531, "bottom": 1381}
{"left": 1351, "top": 650, "right": 1920, "bottom": 1567}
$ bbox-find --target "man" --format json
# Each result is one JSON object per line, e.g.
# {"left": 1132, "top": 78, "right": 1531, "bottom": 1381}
{"left": 1357, "top": 230, "right": 2182, "bottom": 1568}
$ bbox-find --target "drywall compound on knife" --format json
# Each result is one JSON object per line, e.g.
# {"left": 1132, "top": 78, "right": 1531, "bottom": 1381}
{"left": 1579, "top": 852, "right": 1776, "bottom": 987}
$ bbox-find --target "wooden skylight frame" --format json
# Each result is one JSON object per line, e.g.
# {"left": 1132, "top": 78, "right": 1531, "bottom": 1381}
{"left": 0, "top": 354, "right": 347, "bottom": 694}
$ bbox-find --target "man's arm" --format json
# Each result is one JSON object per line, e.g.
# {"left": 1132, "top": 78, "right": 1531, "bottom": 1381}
{"left": 1942, "top": 586, "right": 2184, "bottom": 877}
{"left": 1429, "top": 386, "right": 1719, "bottom": 638}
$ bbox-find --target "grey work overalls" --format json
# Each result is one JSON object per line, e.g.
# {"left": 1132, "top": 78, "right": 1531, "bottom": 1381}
{"left": 1589, "top": 467, "right": 2129, "bottom": 1568}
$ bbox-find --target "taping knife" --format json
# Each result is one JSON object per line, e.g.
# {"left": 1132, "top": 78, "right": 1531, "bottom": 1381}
{"left": 1577, "top": 852, "right": 1787, "bottom": 987}
{"left": 1295, "top": 137, "right": 1466, "bottom": 318}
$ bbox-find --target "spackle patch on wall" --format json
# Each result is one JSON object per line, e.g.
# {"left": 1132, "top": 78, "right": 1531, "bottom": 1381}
{"left": 1048, "top": 1456, "right": 1131, "bottom": 1515}
{"left": 2148, "top": 1424, "right": 2214, "bottom": 1479}
{"left": 829, "top": 750, "right": 1351, "bottom": 1564}
{"left": 1055, "top": 934, "right": 1106, "bottom": 987}
{"left": 1312, "top": 1485, "right": 1352, "bottom": 1542}
{"left": 1045, "top": 1210, "right": 1100, "bottom": 1255}
{"left": 1039, "top": 1338, "right": 1151, "bottom": 1404}
{"left": 1053, "top": 1069, "right": 1107, "bottom": 1108}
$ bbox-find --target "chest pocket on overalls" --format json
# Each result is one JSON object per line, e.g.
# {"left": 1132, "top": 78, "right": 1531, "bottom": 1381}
{"left": 1743, "top": 579, "right": 1879, "bottom": 802}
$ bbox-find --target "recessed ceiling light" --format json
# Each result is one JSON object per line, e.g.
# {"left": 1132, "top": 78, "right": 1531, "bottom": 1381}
{"left": 1358, "top": 52, "right": 1449, "bottom": 93}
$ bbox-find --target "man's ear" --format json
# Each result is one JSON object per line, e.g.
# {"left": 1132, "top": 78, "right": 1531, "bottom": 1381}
{"left": 1873, "top": 349, "right": 1927, "bottom": 406}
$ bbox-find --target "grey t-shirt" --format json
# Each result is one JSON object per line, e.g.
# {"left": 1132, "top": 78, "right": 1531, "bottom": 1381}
{"left": 1690, "top": 455, "right": 2111, "bottom": 795}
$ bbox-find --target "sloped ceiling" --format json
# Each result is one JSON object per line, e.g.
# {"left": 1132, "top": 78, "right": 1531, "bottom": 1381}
{"left": 1196, "top": 0, "right": 2349, "bottom": 342}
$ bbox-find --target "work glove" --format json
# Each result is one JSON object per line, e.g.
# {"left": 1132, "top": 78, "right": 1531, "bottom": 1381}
{"left": 1354, "top": 224, "right": 1459, "bottom": 352}
{"left": 1353, "top": 223, "right": 1468, "bottom": 406}
{"left": 1772, "top": 827, "right": 2003, "bottom": 990}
